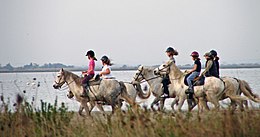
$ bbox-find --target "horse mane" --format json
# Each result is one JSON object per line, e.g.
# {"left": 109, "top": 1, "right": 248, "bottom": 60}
{"left": 167, "top": 60, "right": 183, "bottom": 78}
{"left": 143, "top": 66, "right": 155, "bottom": 71}
{"left": 63, "top": 70, "right": 83, "bottom": 84}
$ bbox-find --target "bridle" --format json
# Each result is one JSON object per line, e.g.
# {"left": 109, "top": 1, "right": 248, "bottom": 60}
{"left": 155, "top": 63, "right": 171, "bottom": 76}
{"left": 54, "top": 72, "right": 74, "bottom": 90}
{"left": 154, "top": 62, "right": 182, "bottom": 80}
{"left": 134, "top": 67, "right": 145, "bottom": 82}
{"left": 133, "top": 67, "right": 162, "bottom": 83}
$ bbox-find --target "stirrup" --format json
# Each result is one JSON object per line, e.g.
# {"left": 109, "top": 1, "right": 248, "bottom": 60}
{"left": 185, "top": 88, "right": 194, "bottom": 94}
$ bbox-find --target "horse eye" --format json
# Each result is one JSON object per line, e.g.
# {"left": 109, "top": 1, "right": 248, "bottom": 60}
{"left": 163, "top": 65, "right": 166, "bottom": 67}
{"left": 57, "top": 76, "right": 60, "bottom": 78}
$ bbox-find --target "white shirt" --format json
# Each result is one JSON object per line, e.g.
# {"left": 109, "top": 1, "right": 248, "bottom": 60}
{"left": 101, "top": 65, "right": 115, "bottom": 79}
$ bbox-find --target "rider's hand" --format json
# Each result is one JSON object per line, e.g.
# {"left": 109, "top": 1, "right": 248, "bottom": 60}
{"left": 82, "top": 71, "right": 87, "bottom": 75}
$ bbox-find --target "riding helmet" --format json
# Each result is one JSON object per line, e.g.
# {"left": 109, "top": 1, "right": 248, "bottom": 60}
{"left": 204, "top": 52, "right": 213, "bottom": 58}
{"left": 166, "top": 47, "right": 174, "bottom": 52}
{"left": 86, "top": 50, "right": 97, "bottom": 60}
{"left": 86, "top": 50, "right": 95, "bottom": 57}
{"left": 210, "top": 50, "right": 217, "bottom": 57}
{"left": 190, "top": 51, "right": 199, "bottom": 57}
{"left": 101, "top": 55, "right": 109, "bottom": 62}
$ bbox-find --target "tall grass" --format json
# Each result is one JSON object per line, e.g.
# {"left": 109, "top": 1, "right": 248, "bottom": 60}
{"left": 1, "top": 94, "right": 260, "bottom": 137}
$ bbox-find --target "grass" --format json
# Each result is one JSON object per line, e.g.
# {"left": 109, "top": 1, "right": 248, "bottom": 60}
{"left": 1, "top": 94, "right": 260, "bottom": 137}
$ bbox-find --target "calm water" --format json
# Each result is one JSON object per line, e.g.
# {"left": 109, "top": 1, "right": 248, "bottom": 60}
{"left": 0, "top": 68, "right": 260, "bottom": 112}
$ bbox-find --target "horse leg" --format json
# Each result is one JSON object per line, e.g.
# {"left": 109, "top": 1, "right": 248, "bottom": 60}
{"left": 187, "top": 94, "right": 196, "bottom": 111}
{"left": 238, "top": 101, "right": 245, "bottom": 111}
{"left": 81, "top": 101, "right": 90, "bottom": 116}
{"left": 151, "top": 97, "right": 161, "bottom": 111}
{"left": 88, "top": 101, "right": 96, "bottom": 112}
{"left": 177, "top": 97, "right": 185, "bottom": 112}
{"left": 78, "top": 104, "right": 84, "bottom": 116}
{"left": 243, "top": 100, "right": 248, "bottom": 109}
{"left": 198, "top": 97, "right": 209, "bottom": 112}
{"left": 171, "top": 97, "right": 179, "bottom": 111}
{"left": 159, "top": 98, "right": 166, "bottom": 111}
{"left": 188, "top": 96, "right": 198, "bottom": 111}
{"left": 230, "top": 100, "right": 237, "bottom": 111}
{"left": 208, "top": 95, "right": 220, "bottom": 110}
{"left": 95, "top": 102, "right": 105, "bottom": 113}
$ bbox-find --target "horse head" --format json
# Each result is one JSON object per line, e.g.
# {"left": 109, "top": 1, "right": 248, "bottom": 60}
{"left": 53, "top": 68, "right": 67, "bottom": 89}
{"left": 154, "top": 60, "right": 173, "bottom": 76}
{"left": 132, "top": 65, "right": 145, "bottom": 83}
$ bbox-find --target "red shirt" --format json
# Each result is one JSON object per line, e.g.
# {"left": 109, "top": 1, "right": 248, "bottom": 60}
{"left": 87, "top": 59, "right": 95, "bottom": 75}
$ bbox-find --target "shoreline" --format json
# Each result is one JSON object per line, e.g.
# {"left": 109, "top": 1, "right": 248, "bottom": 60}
{"left": 1, "top": 65, "right": 260, "bottom": 73}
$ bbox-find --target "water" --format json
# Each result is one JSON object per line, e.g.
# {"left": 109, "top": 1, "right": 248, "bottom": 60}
{"left": 0, "top": 68, "right": 260, "bottom": 112}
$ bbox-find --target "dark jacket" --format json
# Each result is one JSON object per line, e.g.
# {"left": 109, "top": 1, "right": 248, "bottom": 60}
{"left": 202, "top": 59, "right": 219, "bottom": 78}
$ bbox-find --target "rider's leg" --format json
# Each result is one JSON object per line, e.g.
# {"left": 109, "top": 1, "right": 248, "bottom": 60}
{"left": 80, "top": 74, "right": 94, "bottom": 97}
{"left": 161, "top": 75, "right": 170, "bottom": 97}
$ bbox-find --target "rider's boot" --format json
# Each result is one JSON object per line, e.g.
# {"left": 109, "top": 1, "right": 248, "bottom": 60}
{"left": 80, "top": 82, "right": 89, "bottom": 97}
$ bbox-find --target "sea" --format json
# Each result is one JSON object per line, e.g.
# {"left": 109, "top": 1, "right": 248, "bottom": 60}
{"left": 0, "top": 68, "right": 260, "bottom": 112}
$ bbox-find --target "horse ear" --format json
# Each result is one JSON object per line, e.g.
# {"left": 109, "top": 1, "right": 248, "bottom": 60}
{"left": 61, "top": 68, "right": 64, "bottom": 73}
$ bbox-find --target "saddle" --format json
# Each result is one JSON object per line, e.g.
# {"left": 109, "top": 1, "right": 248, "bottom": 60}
{"left": 184, "top": 73, "right": 205, "bottom": 86}
{"left": 82, "top": 75, "right": 102, "bottom": 90}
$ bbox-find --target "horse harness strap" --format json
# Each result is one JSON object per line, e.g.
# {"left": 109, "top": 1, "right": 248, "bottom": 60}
{"left": 86, "top": 85, "right": 99, "bottom": 101}
{"left": 139, "top": 76, "right": 162, "bottom": 83}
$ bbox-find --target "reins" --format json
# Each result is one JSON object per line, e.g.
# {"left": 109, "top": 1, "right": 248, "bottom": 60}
{"left": 133, "top": 67, "right": 162, "bottom": 84}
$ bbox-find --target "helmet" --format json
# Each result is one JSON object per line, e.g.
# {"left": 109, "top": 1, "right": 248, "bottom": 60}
{"left": 210, "top": 50, "right": 217, "bottom": 57}
{"left": 190, "top": 51, "right": 199, "bottom": 57}
{"left": 204, "top": 52, "right": 213, "bottom": 57}
{"left": 166, "top": 47, "right": 174, "bottom": 52}
{"left": 86, "top": 50, "right": 95, "bottom": 57}
{"left": 101, "top": 55, "right": 109, "bottom": 62}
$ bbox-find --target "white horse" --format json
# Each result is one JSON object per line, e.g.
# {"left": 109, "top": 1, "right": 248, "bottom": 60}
{"left": 132, "top": 66, "right": 167, "bottom": 111}
{"left": 132, "top": 65, "right": 199, "bottom": 111}
{"left": 221, "top": 77, "right": 260, "bottom": 110}
{"left": 66, "top": 82, "right": 151, "bottom": 113}
{"left": 154, "top": 60, "right": 228, "bottom": 111}
{"left": 53, "top": 68, "right": 131, "bottom": 116}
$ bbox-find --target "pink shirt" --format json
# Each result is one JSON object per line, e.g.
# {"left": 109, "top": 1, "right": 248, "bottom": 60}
{"left": 87, "top": 59, "right": 95, "bottom": 75}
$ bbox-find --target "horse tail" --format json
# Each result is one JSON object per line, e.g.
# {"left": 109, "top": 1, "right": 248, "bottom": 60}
{"left": 119, "top": 81, "right": 136, "bottom": 106}
{"left": 228, "top": 95, "right": 248, "bottom": 102}
{"left": 238, "top": 79, "right": 260, "bottom": 103}
{"left": 135, "top": 83, "right": 151, "bottom": 99}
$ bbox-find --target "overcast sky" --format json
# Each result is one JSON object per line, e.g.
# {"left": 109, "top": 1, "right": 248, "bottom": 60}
{"left": 0, "top": 0, "right": 260, "bottom": 67}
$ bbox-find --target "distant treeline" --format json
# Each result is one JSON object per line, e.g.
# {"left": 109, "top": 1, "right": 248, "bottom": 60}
{"left": 0, "top": 63, "right": 74, "bottom": 72}
{"left": 1, "top": 62, "right": 260, "bottom": 73}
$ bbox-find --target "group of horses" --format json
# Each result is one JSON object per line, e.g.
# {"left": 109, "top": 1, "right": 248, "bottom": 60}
{"left": 53, "top": 60, "right": 260, "bottom": 116}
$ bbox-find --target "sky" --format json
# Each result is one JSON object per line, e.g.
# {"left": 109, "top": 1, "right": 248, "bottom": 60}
{"left": 0, "top": 0, "right": 260, "bottom": 67}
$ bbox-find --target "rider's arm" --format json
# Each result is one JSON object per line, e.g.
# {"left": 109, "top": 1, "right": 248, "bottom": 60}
{"left": 201, "top": 60, "right": 213, "bottom": 76}
{"left": 189, "top": 64, "right": 198, "bottom": 73}
{"left": 99, "top": 68, "right": 111, "bottom": 76}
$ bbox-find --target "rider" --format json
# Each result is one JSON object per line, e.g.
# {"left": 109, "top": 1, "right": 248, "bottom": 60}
{"left": 210, "top": 50, "right": 220, "bottom": 76}
{"left": 200, "top": 52, "right": 219, "bottom": 78}
{"left": 161, "top": 47, "right": 178, "bottom": 98}
{"left": 166, "top": 46, "right": 178, "bottom": 63}
{"left": 80, "top": 50, "right": 97, "bottom": 97}
{"left": 99, "top": 55, "right": 115, "bottom": 79}
{"left": 185, "top": 51, "right": 201, "bottom": 94}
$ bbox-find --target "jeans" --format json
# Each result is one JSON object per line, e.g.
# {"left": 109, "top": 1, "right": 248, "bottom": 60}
{"left": 187, "top": 71, "right": 200, "bottom": 88}
{"left": 81, "top": 74, "right": 95, "bottom": 85}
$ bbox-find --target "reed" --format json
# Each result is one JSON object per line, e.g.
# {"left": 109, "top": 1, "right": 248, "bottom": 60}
{"left": 1, "top": 94, "right": 260, "bottom": 137}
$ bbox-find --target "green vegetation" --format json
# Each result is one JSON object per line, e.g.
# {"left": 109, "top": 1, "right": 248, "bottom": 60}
{"left": 1, "top": 94, "right": 260, "bottom": 137}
